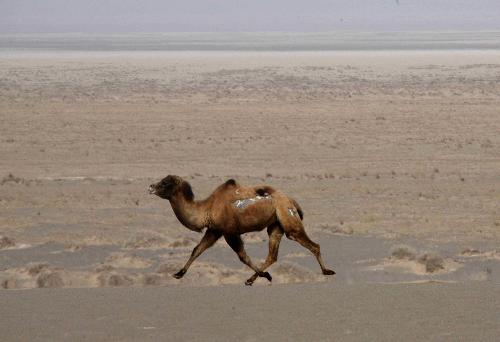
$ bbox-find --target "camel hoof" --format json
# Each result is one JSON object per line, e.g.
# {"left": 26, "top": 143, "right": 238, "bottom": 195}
{"left": 259, "top": 271, "right": 272, "bottom": 282}
{"left": 173, "top": 269, "right": 186, "bottom": 279}
{"left": 245, "top": 279, "right": 254, "bottom": 286}
{"left": 322, "top": 269, "right": 336, "bottom": 275}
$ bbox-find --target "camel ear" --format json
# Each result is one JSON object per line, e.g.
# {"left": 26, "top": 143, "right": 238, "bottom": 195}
{"left": 165, "top": 175, "right": 180, "bottom": 185}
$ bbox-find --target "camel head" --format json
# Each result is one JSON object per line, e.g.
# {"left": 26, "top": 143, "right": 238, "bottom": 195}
{"left": 149, "top": 175, "right": 194, "bottom": 201}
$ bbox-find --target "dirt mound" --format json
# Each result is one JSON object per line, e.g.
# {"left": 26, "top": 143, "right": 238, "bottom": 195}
{"left": 37, "top": 271, "right": 64, "bottom": 288}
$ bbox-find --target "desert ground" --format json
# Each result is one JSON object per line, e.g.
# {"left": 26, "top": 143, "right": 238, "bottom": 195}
{"left": 0, "top": 51, "right": 499, "bottom": 340}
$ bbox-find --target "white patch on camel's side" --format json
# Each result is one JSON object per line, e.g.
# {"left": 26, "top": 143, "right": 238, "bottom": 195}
{"left": 232, "top": 195, "right": 271, "bottom": 210}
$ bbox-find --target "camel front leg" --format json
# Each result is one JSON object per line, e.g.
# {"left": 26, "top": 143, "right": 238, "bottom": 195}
{"left": 173, "top": 229, "right": 222, "bottom": 279}
{"left": 245, "top": 224, "right": 284, "bottom": 286}
{"left": 224, "top": 233, "right": 272, "bottom": 283}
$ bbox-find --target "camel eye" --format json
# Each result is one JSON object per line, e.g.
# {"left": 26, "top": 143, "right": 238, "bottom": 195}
{"left": 161, "top": 180, "right": 174, "bottom": 189}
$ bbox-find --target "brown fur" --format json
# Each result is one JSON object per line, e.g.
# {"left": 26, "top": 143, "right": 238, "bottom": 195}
{"left": 149, "top": 175, "right": 335, "bottom": 285}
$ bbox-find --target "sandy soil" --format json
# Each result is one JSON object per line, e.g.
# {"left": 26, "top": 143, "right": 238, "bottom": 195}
{"left": 0, "top": 51, "right": 499, "bottom": 340}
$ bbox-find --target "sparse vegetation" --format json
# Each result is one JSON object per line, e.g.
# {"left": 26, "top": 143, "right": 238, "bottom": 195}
{"left": 390, "top": 245, "right": 416, "bottom": 260}
{"left": 27, "top": 262, "right": 49, "bottom": 276}
{"left": 417, "top": 253, "right": 445, "bottom": 273}
{"left": 0, "top": 236, "right": 15, "bottom": 249}
{"left": 461, "top": 248, "right": 481, "bottom": 256}
{"left": 37, "top": 271, "right": 64, "bottom": 288}
{"left": 1, "top": 173, "right": 25, "bottom": 185}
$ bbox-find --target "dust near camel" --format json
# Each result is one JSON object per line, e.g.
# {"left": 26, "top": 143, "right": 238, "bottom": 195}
{"left": 149, "top": 175, "right": 335, "bottom": 285}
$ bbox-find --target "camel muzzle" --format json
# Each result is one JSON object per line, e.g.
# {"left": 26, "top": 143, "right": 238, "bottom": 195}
{"left": 148, "top": 185, "right": 157, "bottom": 194}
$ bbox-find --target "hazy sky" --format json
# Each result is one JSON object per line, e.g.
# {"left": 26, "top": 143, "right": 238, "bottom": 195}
{"left": 1, "top": 0, "right": 499, "bottom": 33}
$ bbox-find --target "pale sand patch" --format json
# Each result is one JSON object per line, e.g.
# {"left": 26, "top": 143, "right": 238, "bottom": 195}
{"left": 460, "top": 248, "right": 500, "bottom": 259}
{"left": 104, "top": 252, "right": 152, "bottom": 269}
{"left": 366, "top": 258, "right": 462, "bottom": 276}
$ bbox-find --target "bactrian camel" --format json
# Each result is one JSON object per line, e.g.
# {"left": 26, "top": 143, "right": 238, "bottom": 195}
{"left": 149, "top": 175, "right": 335, "bottom": 285}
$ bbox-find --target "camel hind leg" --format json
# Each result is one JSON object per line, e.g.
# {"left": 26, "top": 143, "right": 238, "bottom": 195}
{"left": 276, "top": 202, "right": 335, "bottom": 276}
{"left": 287, "top": 229, "right": 335, "bottom": 275}
{"left": 245, "top": 223, "right": 284, "bottom": 286}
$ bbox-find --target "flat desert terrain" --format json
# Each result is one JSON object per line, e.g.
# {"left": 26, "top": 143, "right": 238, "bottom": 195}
{"left": 1, "top": 51, "right": 499, "bottom": 340}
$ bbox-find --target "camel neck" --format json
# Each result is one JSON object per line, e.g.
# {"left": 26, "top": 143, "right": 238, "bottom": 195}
{"left": 169, "top": 193, "right": 209, "bottom": 232}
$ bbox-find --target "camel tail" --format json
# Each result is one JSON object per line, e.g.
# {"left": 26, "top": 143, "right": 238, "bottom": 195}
{"left": 290, "top": 198, "right": 304, "bottom": 220}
